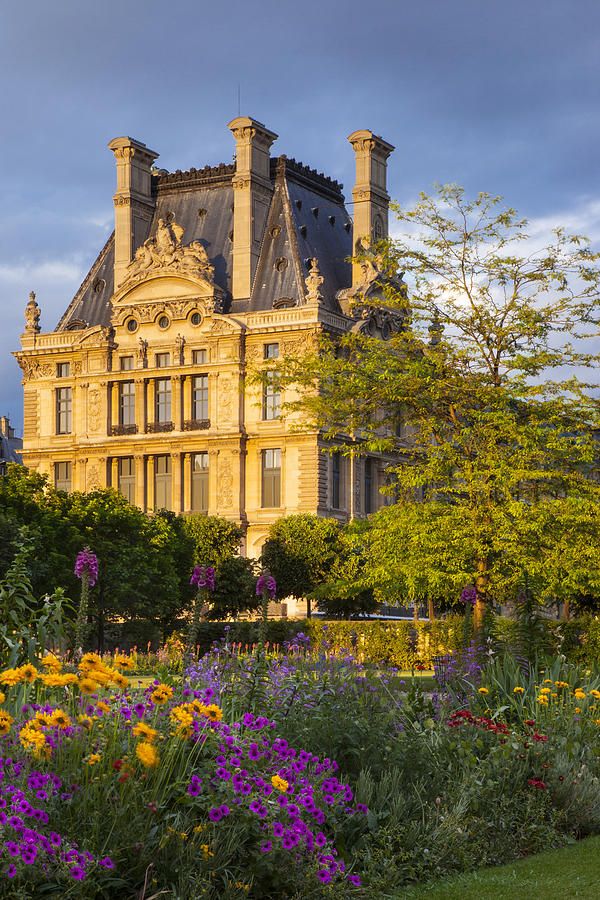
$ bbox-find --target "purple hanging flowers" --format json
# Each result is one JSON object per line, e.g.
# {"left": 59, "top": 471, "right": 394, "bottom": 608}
{"left": 460, "top": 585, "right": 477, "bottom": 606}
{"left": 190, "top": 566, "right": 216, "bottom": 592}
{"left": 256, "top": 574, "right": 277, "bottom": 599}
{"left": 74, "top": 549, "right": 98, "bottom": 588}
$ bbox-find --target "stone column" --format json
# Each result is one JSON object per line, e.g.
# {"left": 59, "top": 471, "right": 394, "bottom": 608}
{"left": 182, "top": 375, "right": 192, "bottom": 426}
{"left": 208, "top": 448, "right": 219, "bottom": 515}
{"left": 111, "top": 457, "right": 119, "bottom": 490}
{"left": 147, "top": 379, "right": 156, "bottom": 428}
{"left": 171, "top": 452, "right": 182, "bottom": 513}
{"left": 134, "top": 378, "right": 146, "bottom": 433}
{"left": 110, "top": 381, "right": 119, "bottom": 433}
{"left": 146, "top": 455, "right": 155, "bottom": 511}
{"left": 183, "top": 452, "right": 192, "bottom": 513}
{"left": 348, "top": 130, "right": 394, "bottom": 288}
{"left": 134, "top": 455, "right": 145, "bottom": 510}
{"left": 172, "top": 375, "right": 182, "bottom": 431}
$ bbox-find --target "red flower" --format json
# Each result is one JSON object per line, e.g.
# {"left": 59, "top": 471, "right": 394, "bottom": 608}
{"left": 524, "top": 720, "right": 536, "bottom": 727}
{"left": 532, "top": 733, "right": 548, "bottom": 742}
{"left": 527, "top": 778, "right": 547, "bottom": 790}
{"left": 112, "top": 759, "right": 124, "bottom": 771}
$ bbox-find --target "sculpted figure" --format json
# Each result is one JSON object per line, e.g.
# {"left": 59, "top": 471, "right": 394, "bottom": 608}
{"left": 24, "top": 291, "right": 41, "bottom": 333}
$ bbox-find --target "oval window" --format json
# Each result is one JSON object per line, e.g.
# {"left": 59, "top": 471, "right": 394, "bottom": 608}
{"left": 126, "top": 319, "right": 138, "bottom": 333}
{"left": 190, "top": 312, "right": 202, "bottom": 326}
{"left": 158, "top": 315, "right": 170, "bottom": 330}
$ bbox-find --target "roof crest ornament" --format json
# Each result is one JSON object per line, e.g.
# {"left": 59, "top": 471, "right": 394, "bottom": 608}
{"left": 24, "top": 291, "right": 41, "bottom": 334}
{"left": 304, "top": 258, "right": 324, "bottom": 306}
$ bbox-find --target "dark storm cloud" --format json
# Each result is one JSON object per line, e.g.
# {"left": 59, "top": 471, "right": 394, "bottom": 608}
{"left": 1, "top": 0, "right": 599, "bottom": 428}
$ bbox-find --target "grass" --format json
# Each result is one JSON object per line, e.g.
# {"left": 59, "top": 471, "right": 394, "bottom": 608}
{"left": 396, "top": 836, "right": 600, "bottom": 898}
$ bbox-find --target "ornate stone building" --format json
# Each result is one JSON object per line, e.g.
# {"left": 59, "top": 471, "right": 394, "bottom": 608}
{"left": 14, "top": 118, "right": 397, "bottom": 556}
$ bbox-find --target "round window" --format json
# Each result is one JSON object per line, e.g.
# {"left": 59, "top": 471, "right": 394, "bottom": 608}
{"left": 158, "top": 315, "right": 170, "bottom": 330}
{"left": 126, "top": 319, "right": 138, "bottom": 333}
{"left": 190, "top": 311, "right": 202, "bottom": 326}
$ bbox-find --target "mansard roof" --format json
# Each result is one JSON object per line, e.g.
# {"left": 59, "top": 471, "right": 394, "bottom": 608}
{"left": 57, "top": 156, "right": 352, "bottom": 331}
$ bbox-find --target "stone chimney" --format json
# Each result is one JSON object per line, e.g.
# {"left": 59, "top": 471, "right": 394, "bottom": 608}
{"left": 348, "top": 130, "right": 395, "bottom": 287}
{"left": 227, "top": 117, "right": 278, "bottom": 299}
{"left": 108, "top": 137, "right": 159, "bottom": 290}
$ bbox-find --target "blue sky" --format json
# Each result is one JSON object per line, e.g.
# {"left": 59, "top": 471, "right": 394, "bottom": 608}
{"left": 2, "top": 0, "right": 599, "bottom": 431}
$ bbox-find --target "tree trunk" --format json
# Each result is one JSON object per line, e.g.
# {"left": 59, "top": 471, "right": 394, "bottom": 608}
{"left": 413, "top": 601, "right": 420, "bottom": 624}
{"left": 474, "top": 559, "right": 488, "bottom": 631}
{"left": 562, "top": 599, "right": 571, "bottom": 621}
{"left": 427, "top": 597, "right": 435, "bottom": 620}
{"left": 306, "top": 597, "right": 312, "bottom": 619}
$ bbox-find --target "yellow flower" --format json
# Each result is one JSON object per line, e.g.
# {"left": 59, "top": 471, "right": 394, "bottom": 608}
{"left": 78, "top": 714, "right": 93, "bottom": 730}
{"left": 114, "top": 654, "right": 135, "bottom": 671}
{"left": 589, "top": 690, "right": 600, "bottom": 700}
{"left": 19, "top": 664, "right": 38, "bottom": 684}
{"left": 271, "top": 774, "right": 289, "bottom": 792}
{"left": 537, "top": 695, "right": 549, "bottom": 705}
{"left": 551, "top": 692, "right": 558, "bottom": 699}
{"left": 41, "top": 654, "right": 62, "bottom": 671}
{"left": 19, "top": 724, "right": 47, "bottom": 755}
{"left": 150, "top": 684, "right": 173, "bottom": 705}
{"left": 478, "top": 687, "right": 489, "bottom": 695}
{"left": 80, "top": 652, "right": 102, "bottom": 668}
{"left": 41, "top": 673, "right": 78, "bottom": 687}
{"left": 87, "top": 753, "right": 101, "bottom": 766}
{"left": 79, "top": 677, "right": 99, "bottom": 695}
{"left": 136, "top": 740, "right": 159, "bottom": 768}
{"left": 513, "top": 686, "right": 525, "bottom": 694}
{"left": 49, "top": 709, "right": 71, "bottom": 729}
{"left": 200, "top": 844, "right": 214, "bottom": 859}
{"left": 539, "top": 688, "right": 551, "bottom": 695}
{"left": 574, "top": 690, "right": 586, "bottom": 700}
{"left": 594, "top": 719, "right": 600, "bottom": 726}
{"left": 198, "top": 703, "right": 223, "bottom": 722}
{"left": 0, "top": 668, "right": 23, "bottom": 686}
{"left": 112, "top": 672, "right": 129, "bottom": 690}
{"left": 193, "top": 824, "right": 205, "bottom": 834}
{"left": 575, "top": 707, "right": 582, "bottom": 714}
{"left": 132, "top": 722, "right": 158, "bottom": 743}
{"left": 0, "top": 711, "right": 14, "bottom": 736}
{"left": 96, "top": 701, "right": 110, "bottom": 714}
{"left": 0, "top": 691, "right": 5, "bottom": 705}
{"left": 543, "top": 679, "right": 553, "bottom": 685}
{"left": 554, "top": 681, "right": 569, "bottom": 689}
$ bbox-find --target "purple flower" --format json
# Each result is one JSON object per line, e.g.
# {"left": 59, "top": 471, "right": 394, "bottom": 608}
{"left": 347, "top": 874, "right": 361, "bottom": 886}
{"left": 70, "top": 865, "right": 86, "bottom": 881}
{"left": 99, "top": 856, "right": 115, "bottom": 870}
{"left": 260, "top": 840, "right": 272, "bottom": 853}
{"left": 74, "top": 548, "right": 99, "bottom": 587}
{"left": 190, "top": 566, "right": 216, "bottom": 591}
{"left": 317, "top": 869, "right": 332, "bottom": 884}
{"left": 6, "top": 864, "right": 16, "bottom": 879}
{"left": 256, "top": 573, "right": 277, "bottom": 598}
{"left": 208, "top": 807, "right": 222, "bottom": 822}
{"left": 460, "top": 585, "right": 477, "bottom": 605}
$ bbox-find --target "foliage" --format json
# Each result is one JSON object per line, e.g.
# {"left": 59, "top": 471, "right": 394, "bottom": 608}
{"left": 312, "top": 519, "right": 378, "bottom": 618}
{"left": 275, "top": 186, "right": 600, "bottom": 623}
{"left": 261, "top": 515, "right": 342, "bottom": 612}
{"left": 183, "top": 514, "right": 243, "bottom": 568}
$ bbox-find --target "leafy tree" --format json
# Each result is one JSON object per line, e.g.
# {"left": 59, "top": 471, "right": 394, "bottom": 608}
{"left": 312, "top": 519, "right": 378, "bottom": 618}
{"left": 209, "top": 556, "right": 260, "bottom": 620}
{"left": 183, "top": 515, "right": 243, "bottom": 567}
{"left": 261, "top": 514, "right": 342, "bottom": 616}
{"left": 276, "top": 186, "right": 600, "bottom": 626}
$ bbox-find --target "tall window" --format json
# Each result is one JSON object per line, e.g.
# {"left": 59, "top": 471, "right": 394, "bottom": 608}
{"left": 54, "top": 461, "right": 72, "bottom": 492}
{"left": 264, "top": 343, "right": 279, "bottom": 360}
{"left": 192, "top": 349, "right": 207, "bottom": 365}
{"left": 119, "top": 381, "right": 135, "bottom": 426}
{"left": 120, "top": 356, "right": 134, "bottom": 371}
{"left": 155, "top": 379, "right": 171, "bottom": 423}
{"left": 332, "top": 452, "right": 344, "bottom": 510}
{"left": 57, "top": 362, "right": 70, "bottom": 378}
{"left": 118, "top": 457, "right": 135, "bottom": 504}
{"left": 154, "top": 455, "right": 172, "bottom": 510}
{"left": 191, "top": 452, "right": 209, "bottom": 513}
{"left": 192, "top": 375, "right": 209, "bottom": 421}
{"left": 155, "top": 353, "right": 170, "bottom": 368}
{"left": 364, "top": 458, "right": 373, "bottom": 514}
{"left": 56, "top": 387, "right": 72, "bottom": 434}
{"left": 261, "top": 449, "right": 281, "bottom": 508}
{"left": 262, "top": 371, "right": 280, "bottom": 420}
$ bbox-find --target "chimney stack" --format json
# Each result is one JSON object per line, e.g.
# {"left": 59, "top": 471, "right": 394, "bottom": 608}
{"left": 108, "top": 137, "right": 159, "bottom": 290}
{"left": 348, "top": 130, "right": 394, "bottom": 287}
{"left": 228, "top": 117, "right": 278, "bottom": 299}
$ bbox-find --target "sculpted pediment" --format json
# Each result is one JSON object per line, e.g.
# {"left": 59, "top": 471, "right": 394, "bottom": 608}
{"left": 112, "top": 217, "right": 223, "bottom": 308}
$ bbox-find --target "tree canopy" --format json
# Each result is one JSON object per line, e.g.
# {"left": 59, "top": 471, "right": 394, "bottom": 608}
{"left": 276, "top": 186, "right": 600, "bottom": 623}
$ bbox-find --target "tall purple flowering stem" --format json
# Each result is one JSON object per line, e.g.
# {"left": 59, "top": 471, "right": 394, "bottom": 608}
{"left": 187, "top": 566, "right": 216, "bottom": 663}
{"left": 256, "top": 571, "right": 276, "bottom": 647}
{"left": 74, "top": 548, "right": 98, "bottom": 654}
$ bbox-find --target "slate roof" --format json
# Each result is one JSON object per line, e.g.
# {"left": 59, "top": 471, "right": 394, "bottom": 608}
{"left": 57, "top": 155, "right": 352, "bottom": 330}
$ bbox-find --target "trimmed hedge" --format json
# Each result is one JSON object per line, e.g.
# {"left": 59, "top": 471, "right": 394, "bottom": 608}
{"left": 190, "top": 615, "right": 600, "bottom": 668}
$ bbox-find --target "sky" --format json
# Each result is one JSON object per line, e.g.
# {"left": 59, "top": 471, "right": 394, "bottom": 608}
{"left": 1, "top": 0, "right": 600, "bottom": 431}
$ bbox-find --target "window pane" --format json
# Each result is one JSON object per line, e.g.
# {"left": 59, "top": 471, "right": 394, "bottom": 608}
{"left": 191, "top": 452, "right": 209, "bottom": 512}
{"left": 56, "top": 387, "right": 72, "bottom": 434}
{"left": 156, "top": 353, "right": 170, "bottom": 368}
{"left": 263, "top": 372, "right": 281, "bottom": 420}
{"left": 54, "top": 461, "right": 72, "bottom": 492}
{"left": 192, "top": 349, "right": 207, "bottom": 365}
{"left": 192, "top": 375, "right": 209, "bottom": 421}
{"left": 57, "top": 362, "right": 70, "bottom": 378}
{"left": 118, "top": 457, "right": 135, "bottom": 504}
{"left": 261, "top": 449, "right": 281, "bottom": 508}
{"left": 332, "top": 452, "right": 344, "bottom": 509}
{"left": 119, "top": 381, "right": 135, "bottom": 426}
{"left": 155, "top": 379, "right": 171, "bottom": 423}
{"left": 364, "top": 458, "right": 373, "bottom": 514}
{"left": 120, "top": 356, "right": 134, "bottom": 371}
{"left": 264, "top": 343, "right": 279, "bottom": 360}
{"left": 154, "top": 455, "right": 172, "bottom": 510}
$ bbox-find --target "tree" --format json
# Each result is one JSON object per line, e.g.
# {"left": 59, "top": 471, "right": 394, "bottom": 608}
{"left": 276, "top": 186, "right": 600, "bottom": 626}
{"left": 261, "top": 514, "right": 342, "bottom": 616}
{"left": 182, "top": 515, "right": 243, "bottom": 568}
{"left": 312, "top": 519, "right": 378, "bottom": 618}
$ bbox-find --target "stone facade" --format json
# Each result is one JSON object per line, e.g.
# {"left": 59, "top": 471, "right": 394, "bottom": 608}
{"left": 14, "top": 118, "right": 397, "bottom": 557}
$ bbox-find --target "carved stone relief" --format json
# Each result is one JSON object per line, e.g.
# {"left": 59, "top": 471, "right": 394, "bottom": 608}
{"left": 122, "top": 218, "right": 215, "bottom": 285}
{"left": 16, "top": 358, "right": 53, "bottom": 380}
{"left": 217, "top": 454, "right": 233, "bottom": 508}
{"left": 87, "top": 389, "right": 101, "bottom": 432}
{"left": 87, "top": 465, "right": 101, "bottom": 491}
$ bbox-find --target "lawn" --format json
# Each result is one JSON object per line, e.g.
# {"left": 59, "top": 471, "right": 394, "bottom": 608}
{"left": 396, "top": 836, "right": 600, "bottom": 899}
